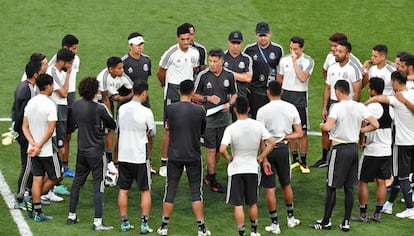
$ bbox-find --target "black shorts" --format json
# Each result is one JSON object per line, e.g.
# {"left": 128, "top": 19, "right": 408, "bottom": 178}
{"left": 358, "top": 155, "right": 392, "bottom": 182}
{"left": 163, "top": 98, "right": 179, "bottom": 129}
{"left": 227, "top": 173, "right": 258, "bottom": 206}
{"left": 164, "top": 159, "right": 203, "bottom": 203}
{"left": 31, "top": 153, "right": 62, "bottom": 179}
{"left": 261, "top": 144, "right": 291, "bottom": 187}
{"left": 247, "top": 92, "right": 269, "bottom": 119}
{"left": 67, "top": 92, "right": 76, "bottom": 107}
{"left": 327, "top": 143, "right": 358, "bottom": 188}
{"left": 118, "top": 161, "right": 151, "bottom": 191}
{"left": 56, "top": 120, "right": 67, "bottom": 148}
{"left": 296, "top": 107, "right": 308, "bottom": 131}
{"left": 201, "top": 126, "right": 226, "bottom": 150}
{"left": 395, "top": 145, "right": 414, "bottom": 178}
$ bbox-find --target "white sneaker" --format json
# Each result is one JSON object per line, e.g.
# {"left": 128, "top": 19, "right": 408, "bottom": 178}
{"left": 159, "top": 166, "right": 167, "bottom": 177}
{"left": 42, "top": 191, "right": 63, "bottom": 202}
{"left": 381, "top": 201, "right": 393, "bottom": 215}
{"left": 264, "top": 223, "right": 280, "bottom": 234}
{"left": 250, "top": 232, "right": 261, "bottom": 236}
{"left": 287, "top": 216, "right": 300, "bottom": 228}
{"left": 198, "top": 228, "right": 211, "bottom": 236}
{"left": 107, "top": 161, "right": 118, "bottom": 174}
{"left": 157, "top": 227, "right": 168, "bottom": 236}
{"left": 396, "top": 208, "right": 414, "bottom": 219}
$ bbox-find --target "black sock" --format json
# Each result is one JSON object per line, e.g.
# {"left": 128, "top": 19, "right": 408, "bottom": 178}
{"left": 34, "top": 203, "right": 42, "bottom": 215}
{"left": 269, "top": 210, "right": 278, "bottom": 224}
{"left": 322, "top": 148, "right": 329, "bottom": 161}
{"left": 300, "top": 154, "right": 307, "bottom": 165}
{"left": 238, "top": 225, "right": 245, "bottom": 236}
{"left": 375, "top": 204, "right": 383, "bottom": 214}
{"left": 161, "top": 216, "right": 169, "bottom": 228}
{"left": 291, "top": 151, "right": 299, "bottom": 163}
{"left": 161, "top": 158, "right": 168, "bottom": 166}
{"left": 250, "top": 219, "right": 258, "bottom": 233}
{"left": 106, "top": 150, "right": 113, "bottom": 163}
{"left": 286, "top": 203, "right": 294, "bottom": 218}
{"left": 121, "top": 215, "right": 129, "bottom": 225}
{"left": 197, "top": 220, "right": 206, "bottom": 231}
{"left": 359, "top": 204, "right": 367, "bottom": 217}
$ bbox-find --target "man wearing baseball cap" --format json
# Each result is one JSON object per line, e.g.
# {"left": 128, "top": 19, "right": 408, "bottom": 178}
{"left": 244, "top": 22, "right": 284, "bottom": 119}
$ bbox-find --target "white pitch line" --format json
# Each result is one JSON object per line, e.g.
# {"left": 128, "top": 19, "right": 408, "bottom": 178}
{"left": 0, "top": 169, "right": 33, "bottom": 236}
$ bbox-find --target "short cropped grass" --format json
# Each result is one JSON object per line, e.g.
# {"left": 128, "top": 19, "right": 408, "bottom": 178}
{"left": 1, "top": 0, "right": 414, "bottom": 235}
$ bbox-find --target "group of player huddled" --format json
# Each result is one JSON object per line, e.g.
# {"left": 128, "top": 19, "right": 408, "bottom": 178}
{"left": 10, "top": 20, "right": 414, "bottom": 235}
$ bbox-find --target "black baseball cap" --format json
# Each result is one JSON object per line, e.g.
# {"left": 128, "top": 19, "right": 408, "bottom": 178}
{"left": 256, "top": 22, "right": 270, "bottom": 35}
{"left": 228, "top": 31, "right": 243, "bottom": 42}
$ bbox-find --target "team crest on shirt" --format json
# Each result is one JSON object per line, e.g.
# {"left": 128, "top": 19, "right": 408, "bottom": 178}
{"left": 128, "top": 67, "right": 133, "bottom": 74}
{"left": 223, "top": 79, "right": 230, "bottom": 87}
{"left": 207, "top": 82, "right": 212, "bottom": 89}
{"left": 143, "top": 64, "right": 149, "bottom": 72}
{"left": 269, "top": 52, "right": 276, "bottom": 60}
{"left": 238, "top": 62, "right": 246, "bottom": 69}
{"left": 253, "top": 54, "right": 258, "bottom": 61}
{"left": 259, "top": 74, "right": 265, "bottom": 81}
{"left": 224, "top": 61, "right": 229, "bottom": 68}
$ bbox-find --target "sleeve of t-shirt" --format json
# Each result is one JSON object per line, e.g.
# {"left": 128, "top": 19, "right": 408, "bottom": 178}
{"left": 292, "top": 106, "right": 302, "bottom": 125}
{"left": 121, "top": 73, "right": 134, "bottom": 89}
{"left": 278, "top": 57, "right": 286, "bottom": 75}
{"left": 322, "top": 54, "right": 331, "bottom": 71}
{"left": 305, "top": 57, "right": 315, "bottom": 75}
{"left": 361, "top": 103, "right": 372, "bottom": 120}
{"left": 47, "top": 104, "right": 58, "bottom": 122}
{"left": 99, "top": 104, "right": 116, "bottom": 130}
{"left": 221, "top": 126, "right": 232, "bottom": 145}
{"left": 260, "top": 123, "right": 272, "bottom": 140}
{"left": 367, "top": 103, "right": 383, "bottom": 119}
{"left": 328, "top": 103, "right": 339, "bottom": 120}
{"left": 146, "top": 110, "right": 156, "bottom": 136}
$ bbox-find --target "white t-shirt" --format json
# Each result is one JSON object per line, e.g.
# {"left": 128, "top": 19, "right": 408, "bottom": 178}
{"left": 49, "top": 54, "right": 80, "bottom": 93}
{"left": 326, "top": 61, "right": 362, "bottom": 100}
{"left": 159, "top": 44, "right": 199, "bottom": 98}
{"left": 96, "top": 68, "right": 133, "bottom": 99}
{"left": 221, "top": 118, "right": 271, "bottom": 176}
{"left": 279, "top": 53, "right": 314, "bottom": 92}
{"left": 47, "top": 65, "right": 67, "bottom": 105}
{"left": 256, "top": 100, "right": 301, "bottom": 142}
{"left": 323, "top": 52, "right": 363, "bottom": 73}
{"left": 118, "top": 100, "right": 156, "bottom": 164}
{"left": 363, "top": 103, "right": 393, "bottom": 156}
{"left": 328, "top": 100, "right": 371, "bottom": 144}
{"left": 389, "top": 91, "right": 414, "bottom": 145}
{"left": 24, "top": 94, "right": 57, "bottom": 157}
{"left": 369, "top": 64, "right": 395, "bottom": 96}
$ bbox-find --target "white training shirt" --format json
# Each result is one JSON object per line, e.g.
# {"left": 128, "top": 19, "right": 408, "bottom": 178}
{"left": 49, "top": 54, "right": 80, "bottom": 93}
{"left": 47, "top": 65, "right": 67, "bottom": 105}
{"left": 24, "top": 94, "right": 57, "bottom": 157}
{"left": 326, "top": 61, "right": 362, "bottom": 100}
{"left": 328, "top": 100, "right": 371, "bottom": 144}
{"left": 389, "top": 90, "right": 414, "bottom": 145}
{"left": 323, "top": 52, "right": 363, "bottom": 73}
{"left": 221, "top": 118, "right": 271, "bottom": 176}
{"left": 118, "top": 100, "right": 156, "bottom": 164}
{"left": 363, "top": 103, "right": 394, "bottom": 156}
{"left": 96, "top": 68, "right": 133, "bottom": 99}
{"left": 279, "top": 53, "right": 314, "bottom": 92}
{"left": 368, "top": 64, "right": 395, "bottom": 96}
{"left": 159, "top": 44, "right": 199, "bottom": 98}
{"left": 256, "top": 100, "right": 301, "bottom": 143}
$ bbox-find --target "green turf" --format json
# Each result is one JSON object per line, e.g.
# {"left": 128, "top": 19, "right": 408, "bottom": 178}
{"left": 1, "top": 0, "right": 414, "bottom": 235}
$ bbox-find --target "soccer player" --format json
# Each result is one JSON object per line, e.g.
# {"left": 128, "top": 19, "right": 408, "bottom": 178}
{"left": 224, "top": 30, "right": 253, "bottom": 121}
{"left": 157, "top": 23, "right": 200, "bottom": 177}
{"left": 366, "top": 70, "right": 414, "bottom": 219}
{"left": 351, "top": 77, "right": 393, "bottom": 223}
{"left": 193, "top": 48, "right": 237, "bottom": 193}
{"left": 277, "top": 36, "right": 314, "bottom": 174}
{"left": 96, "top": 56, "right": 133, "bottom": 175}
{"left": 117, "top": 81, "right": 155, "bottom": 233}
{"left": 312, "top": 33, "right": 363, "bottom": 168}
{"left": 220, "top": 96, "right": 275, "bottom": 236}
{"left": 157, "top": 80, "right": 211, "bottom": 236}
{"left": 310, "top": 80, "right": 378, "bottom": 232}
{"left": 48, "top": 34, "right": 80, "bottom": 179}
{"left": 257, "top": 80, "right": 303, "bottom": 234}
{"left": 399, "top": 54, "right": 414, "bottom": 89}
{"left": 361, "top": 44, "right": 395, "bottom": 95}
{"left": 243, "top": 21, "right": 284, "bottom": 119}
{"left": 22, "top": 74, "right": 61, "bottom": 222}
{"left": 66, "top": 77, "right": 116, "bottom": 230}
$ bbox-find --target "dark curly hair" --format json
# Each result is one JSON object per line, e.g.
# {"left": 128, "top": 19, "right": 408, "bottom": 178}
{"left": 78, "top": 77, "right": 99, "bottom": 100}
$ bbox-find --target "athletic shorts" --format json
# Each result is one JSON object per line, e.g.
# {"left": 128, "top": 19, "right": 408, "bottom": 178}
{"left": 164, "top": 159, "right": 203, "bottom": 203}
{"left": 327, "top": 143, "right": 358, "bottom": 188}
{"left": 31, "top": 153, "right": 62, "bottom": 179}
{"left": 118, "top": 161, "right": 151, "bottom": 191}
{"left": 358, "top": 155, "right": 392, "bottom": 182}
{"left": 261, "top": 143, "right": 291, "bottom": 187}
{"left": 395, "top": 145, "right": 414, "bottom": 178}
{"left": 56, "top": 120, "right": 67, "bottom": 148}
{"left": 296, "top": 107, "right": 309, "bottom": 131}
{"left": 201, "top": 126, "right": 226, "bottom": 150}
{"left": 163, "top": 98, "right": 179, "bottom": 129}
{"left": 227, "top": 173, "right": 258, "bottom": 206}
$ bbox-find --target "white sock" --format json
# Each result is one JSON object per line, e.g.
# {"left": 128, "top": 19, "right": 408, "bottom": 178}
{"left": 68, "top": 212, "right": 76, "bottom": 220}
{"left": 94, "top": 218, "right": 102, "bottom": 225}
